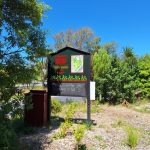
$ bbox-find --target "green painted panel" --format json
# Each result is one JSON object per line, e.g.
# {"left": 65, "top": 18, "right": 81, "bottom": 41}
{"left": 49, "top": 47, "right": 90, "bottom": 82}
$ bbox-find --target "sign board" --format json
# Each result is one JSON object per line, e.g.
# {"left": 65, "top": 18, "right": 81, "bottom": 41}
{"left": 51, "top": 82, "right": 87, "bottom": 97}
{"left": 48, "top": 47, "right": 91, "bottom": 97}
{"left": 48, "top": 46, "right": 91, "bottom": 121}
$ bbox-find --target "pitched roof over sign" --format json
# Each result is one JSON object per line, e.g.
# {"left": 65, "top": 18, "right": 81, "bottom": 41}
{"left": 50, "top": 46, "right": 90, "bottom": 56}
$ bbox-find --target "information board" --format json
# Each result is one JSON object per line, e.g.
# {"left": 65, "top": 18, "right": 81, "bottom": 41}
{"left": 51, "top": 82, "right": 87, "bottom": 97}
{"left": 48, "top": 47, "right": 91, "bottom": 121}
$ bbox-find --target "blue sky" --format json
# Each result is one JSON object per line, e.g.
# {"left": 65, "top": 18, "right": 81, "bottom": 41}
{"left": 43, "top": 0, "right": 150, "bottom": 56}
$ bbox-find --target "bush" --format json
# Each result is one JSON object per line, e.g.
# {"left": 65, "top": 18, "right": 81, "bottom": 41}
{"left": 51, "top": 99, "right": 62, "bottom": 115}
{"left": 0, "top": 122, "right": 18, "bottom": 150}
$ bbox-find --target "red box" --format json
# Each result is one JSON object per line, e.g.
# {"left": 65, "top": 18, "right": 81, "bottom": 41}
{"left": 55, "top": 55, "right": 66, "bottom": 65}
{"left": 24, "top": 90, "right": 48, "bottom": 126}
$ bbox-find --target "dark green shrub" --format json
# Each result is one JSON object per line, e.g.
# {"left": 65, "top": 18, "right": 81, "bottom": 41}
{"left": 0, "top": 122, "right": 18, "bottom": 150}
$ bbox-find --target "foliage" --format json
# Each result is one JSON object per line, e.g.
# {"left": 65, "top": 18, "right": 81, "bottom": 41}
{"left": 51, "top": 99, "right": 62, "bottom": 115}
{"left": 53, "top": 28, "right": 100, "bottom": 52}
{"left": 0, "top": 0, "right": 50, "bottom": 60}
{"left": 94, "top": 135, "right": 103, "bottom": 141}
{"left": 52, "top": 118, "right": 72, "bottom": 140}
{"left": 130, "top": 100, "right": 150, "bottom": 113}
{"left": 0, "top": 121, "right": 18, "bottom": 150}
{"left": 73, "top": 125, "right": 86, "bottom": 144}
{"left": 0, "top": 1, "right": 50, "bottom": 148}
{"left": 125, "top": 126, "right": 139, "bottom": 148}
{"left": 52, "top": 102, "right": 77, "bottom": 140}
{"left": 93, "top": 48, "right": 111, "bottom": 101}
{"left": 64, "top": 102, "right": 77, "bottom": 122}
{"left": 12, "top": 117, "right": 37, "bottom": 135}
{"left": 138, "top": 54, "right": 150, "bottom": 98}
{"left": 84, "top": 120, "right": 93, "bottom": 130}
{"left": 0, "top": 0, "right": 50, "bottom": 111}
{"left": 111, "top": 118, "right": 127, "bottom": 128}
{"left": 102, "top": 42, "right": 117, "bottom": 55}
{"left": 93, "top": 47, "right": 141, "bottom": 104}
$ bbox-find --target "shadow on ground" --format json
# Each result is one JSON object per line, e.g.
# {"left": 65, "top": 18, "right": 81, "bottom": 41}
{"left": 14, "top": 116, "right": 64, "bottom": 150}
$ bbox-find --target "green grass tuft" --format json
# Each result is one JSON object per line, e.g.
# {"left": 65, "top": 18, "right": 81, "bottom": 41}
{"left": 125, "top": 126, "right": 139, "bottom": 148}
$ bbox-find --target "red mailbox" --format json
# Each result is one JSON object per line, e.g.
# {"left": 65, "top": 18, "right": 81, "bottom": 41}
{"left": 24, "top": 90, "right": 48, "bottom": 126}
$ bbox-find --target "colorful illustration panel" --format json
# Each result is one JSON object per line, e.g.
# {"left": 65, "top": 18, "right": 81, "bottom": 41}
{"left": 71, "top": 55, "right": 83, "bottom": 73}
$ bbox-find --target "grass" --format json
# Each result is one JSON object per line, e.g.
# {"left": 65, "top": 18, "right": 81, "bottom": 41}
{"left": 84, "top": 120, "right": 93, "bottom": 130}
{"left": 133, "top": 106, "right": 150, "bottom": 113}
{"left": 75, "top": 101, "right": 103, "bottom": 113}
{"left": 130, "top": 99, "right": 150, "bottom": 114}
{"left": 125, "top": 125, "right": 139, "bottom": 148}
{"left": 94, "top": 135, "right": 108, "bottom": 149}
{"left": 99, "top": 143, "right": 108, "bottom": 149}
{"left": 111, "top": 118, "right": 127, "bottom": 128}
{"left": 94, "top": 135, "right": 103, "bottom": 141}
{"left": 111, "top": 118, "right": 140, "bottom": 148}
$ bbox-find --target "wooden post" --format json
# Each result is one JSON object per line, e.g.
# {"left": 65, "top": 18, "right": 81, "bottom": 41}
{"left": 47, "top": 58, "right": 51, "bottom": 122}
{"left": 87, "top": 55, "right": 91, "bottom": 121}
{"left": 87, "top": 81, "right": 91, "bottom": 121}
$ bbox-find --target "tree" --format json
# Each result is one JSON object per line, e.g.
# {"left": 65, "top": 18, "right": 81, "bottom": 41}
{"left": 102, "top": 42, "right": 117, "bottom": 55}
{"left": 0, "top": 0, "right": 50, "bottom": 60}
{"left": 53, "top": 27, "right": 100, "bottom": 52}
{"left": 138, "top": 54, "right": 150, "bottom": 98}
{"left": 0, "top": 0, "right": 49, "bottom": 101}
{"left": 0, "top": 0, "right": 50, "bottom": 117}
{"left": 0, "top": 1, "right": 50, "bottom": 148}
{"left": 93, "top": 48, "right": 111, "bottom": 101}
{"left": 93, "top": 46, "right": 140, "bottom": 104}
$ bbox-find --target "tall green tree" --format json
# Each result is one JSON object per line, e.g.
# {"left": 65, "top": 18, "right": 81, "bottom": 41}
{"left": 93, "top": 48, "right": 111, "bottom": 101}
{"left": 138, "top": 54, "right": 150, "bottom": 98}
{"left": 0, "top": 0, "right": 50, "bottom": 117}
{"left": 0, "top": 0, "right": 49, "bottom": 101}
{"left": 93, "top": 46, "right": 140, "bottom": 104}
{"left": 0, "top": 1, "right": 50, "bottom": 148}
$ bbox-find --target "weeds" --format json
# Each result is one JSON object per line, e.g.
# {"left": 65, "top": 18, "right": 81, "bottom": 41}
{"left": 51, "top": 99, "right": 62, "bottom": 115}
{"left": 73, "top": 125, "right": 86, "bottom": 150}
{"left": 112, "top": 118, "right": 126, "bottom": 128}
{"left": 94, "top": 135, "right": 108, "bottom": 149}
{"left": 99, "top": 143, "right": 108, "bottom": 149}
{"left": 94, "top": 135, "right": 103, "bottom": 141}
{"left": 84, "top": 121, "right": 93, "bottom": 130}
{"left": 130, "top": 99, "right": 150, "bottom": 114}
{"left": 52, "top": 102, "right": 77, "bottom": 140}
{"left": 75, "top": 101, "right": 103, "bottom": 113}
{"left": 53, "top": 121, "right": 72, "bottom": 139}
{"left": 125, "top": 126, "right": 139, "bottom": 148}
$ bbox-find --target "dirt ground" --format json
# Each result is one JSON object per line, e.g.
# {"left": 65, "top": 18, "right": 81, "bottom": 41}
{"left": 19, "top": 103, "right": 150, "bottom": 150}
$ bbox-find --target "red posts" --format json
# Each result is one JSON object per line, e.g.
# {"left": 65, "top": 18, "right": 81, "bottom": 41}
{"left": 24, "top": 90, "right": 48, "bottom": 126}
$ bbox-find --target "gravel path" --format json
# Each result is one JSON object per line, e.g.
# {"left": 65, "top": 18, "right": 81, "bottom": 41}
{"left": 19, "top": 105, "right": 150, "bottom": 150}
